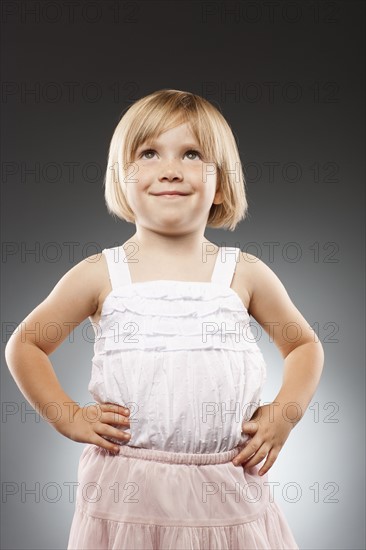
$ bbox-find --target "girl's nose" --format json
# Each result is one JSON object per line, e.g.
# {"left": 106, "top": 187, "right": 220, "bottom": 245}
{"left": 159, "top": 166, "right": 184, "bottom": 182}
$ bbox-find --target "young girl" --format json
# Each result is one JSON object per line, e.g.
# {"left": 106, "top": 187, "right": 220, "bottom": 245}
{"left": 5, "top": 89, "right": 324, "bottom": 549}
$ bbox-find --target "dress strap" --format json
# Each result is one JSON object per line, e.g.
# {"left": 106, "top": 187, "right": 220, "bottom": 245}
{"left": 103, "top": 244, "right": 240, "bottom": 289}
{"left": 102, "top": 245, "right": 131, "bottom": 290}
{"left": 211, "top": 246, "right": 240, "bottom": 287}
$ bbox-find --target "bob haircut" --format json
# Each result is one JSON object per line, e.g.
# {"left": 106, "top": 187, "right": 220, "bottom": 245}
{"left": 104, "top": 89, "right": 248, "bottom": 231}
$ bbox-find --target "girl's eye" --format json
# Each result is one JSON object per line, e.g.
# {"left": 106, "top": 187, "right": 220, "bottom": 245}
{"left": 140, "top": 150, "right": 156, "bottom": 159}
{"left": 185, "top": 150, "right": 202, "bottom": 160}
{"left": 139, "top": 149, "right": 202, "bottom": 160}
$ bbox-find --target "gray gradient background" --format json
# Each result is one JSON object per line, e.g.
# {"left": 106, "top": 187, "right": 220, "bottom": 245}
{"left": 1, "top": 1, "right": 365, "bottom": 549}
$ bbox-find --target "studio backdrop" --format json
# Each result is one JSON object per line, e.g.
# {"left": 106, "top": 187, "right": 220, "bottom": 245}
{"left": 1, "top": 1, "right": 365, "bottom": 549}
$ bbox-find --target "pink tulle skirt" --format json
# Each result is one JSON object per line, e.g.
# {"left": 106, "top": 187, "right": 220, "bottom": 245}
{"left": 67, "top": 444, "right": 299, "bottom": 549}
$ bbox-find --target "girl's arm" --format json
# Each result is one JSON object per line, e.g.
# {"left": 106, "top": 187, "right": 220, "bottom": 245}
{"left": 5, "top": 254, "right": 103, "bottom": 437}
{"left": 231, "top": 253, "right": 324, "bottom": 473}
{"left": 245, "top": 252, "right": 324, "bottom": 422}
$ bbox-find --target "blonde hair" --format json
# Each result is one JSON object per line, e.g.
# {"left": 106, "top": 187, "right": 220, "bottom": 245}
{"left": 104, "top": 89, "right": 248, "bottom": 231}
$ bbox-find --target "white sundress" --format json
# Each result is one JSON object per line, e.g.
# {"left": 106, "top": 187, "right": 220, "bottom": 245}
{"left": 67, "top": 243, "right": 299, "bottom": 550}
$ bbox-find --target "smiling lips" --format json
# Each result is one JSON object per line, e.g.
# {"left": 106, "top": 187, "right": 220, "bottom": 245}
{"left": 152, "top": 191, "right": 189, "bottom": 196}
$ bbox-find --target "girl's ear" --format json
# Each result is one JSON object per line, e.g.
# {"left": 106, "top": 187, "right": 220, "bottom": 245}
{"left": 213, "top": 185, "right": 224, "bottom": 205}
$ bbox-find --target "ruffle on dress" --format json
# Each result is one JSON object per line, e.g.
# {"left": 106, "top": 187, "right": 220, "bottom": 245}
{"left": 96, "top": 281, "right": 259, "bottom": 352}
{"left": 87, "top": 280, "right": 267, "bottom": 454}
{"left": 68, "top": 502, "right": 299, "bottom": 550}
{"left": 67, "top": 444, "right": 299, "bottom": 550}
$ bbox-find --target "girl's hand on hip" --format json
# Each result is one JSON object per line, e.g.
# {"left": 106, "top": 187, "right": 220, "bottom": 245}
{"left": 232, "top": 403, "right": 296, "bottom": 476}
{"left": 64, "top": 402, "right": 131, "bottom": 453}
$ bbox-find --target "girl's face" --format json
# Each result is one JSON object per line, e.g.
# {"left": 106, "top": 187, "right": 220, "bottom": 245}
{"left": 125, "top": 122, "right": 223, "bottom": 235}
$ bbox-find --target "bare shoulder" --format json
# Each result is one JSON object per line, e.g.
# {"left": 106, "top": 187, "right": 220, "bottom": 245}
{"left": 54, "top": 251, "right": 110, "bottom": 319}
{"left": 87, "top": 252, "right": 113, "bottom": 324}
{"left": 6, "top": 252, "right": 111, "bottom": 356}
{"left": 231, "top": 250, "right": 258, "bottom": 313}
{"left": 66, "top": 251, "right": 112, "bottom": 325}
{"left": 235, "top": 251, "right": 319, "bottom": 357}
{"left": 236, "top": 249, "right": 295, "bottom": 318}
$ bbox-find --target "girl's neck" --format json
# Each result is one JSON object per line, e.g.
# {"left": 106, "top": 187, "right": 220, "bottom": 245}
{"left": 128, "top": 231, "right": 216, "bottom": 258}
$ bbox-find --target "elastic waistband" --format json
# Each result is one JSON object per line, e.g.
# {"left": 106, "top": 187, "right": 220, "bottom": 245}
{"left": 116, "top": 444, "right": 242, "bottom": 465}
